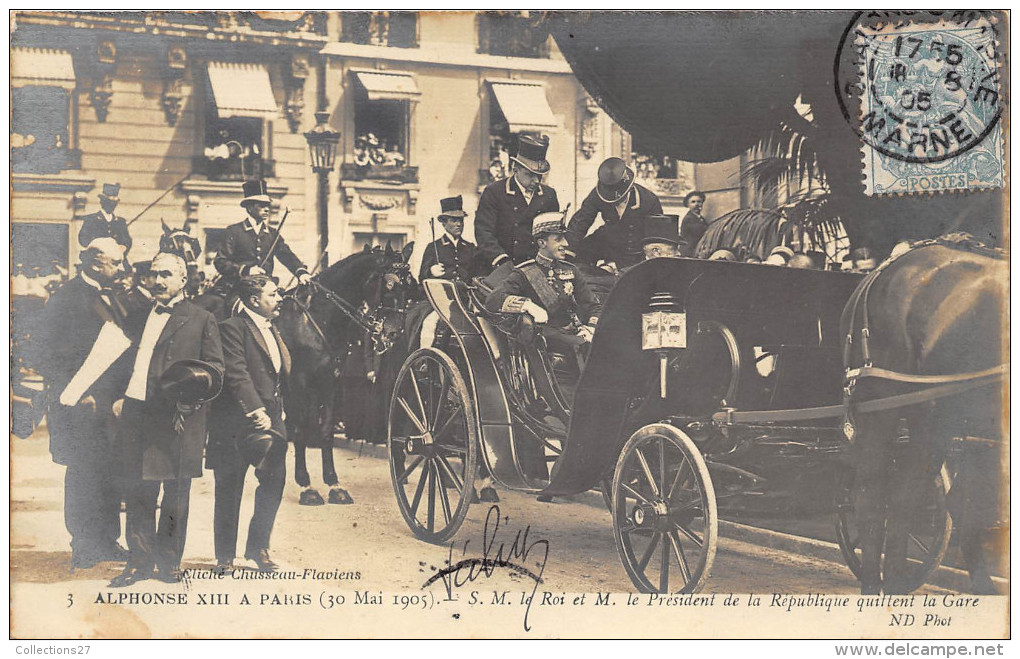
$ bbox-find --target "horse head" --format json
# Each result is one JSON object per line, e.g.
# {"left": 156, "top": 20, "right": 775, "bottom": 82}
{"left": 159, "top": 220, "right": 202, "bottom": 266}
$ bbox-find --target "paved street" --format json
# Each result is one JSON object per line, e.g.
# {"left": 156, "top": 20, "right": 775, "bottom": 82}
{"left": 12, "top": 423, "right": 960, "bottom": 638}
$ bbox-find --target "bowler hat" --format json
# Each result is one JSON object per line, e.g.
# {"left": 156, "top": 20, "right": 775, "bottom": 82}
{"left": 596, "top": 157, "right": 635, "bottom": 204}
{"left": 159, "top": 359, "right": 223, "bottom": 406}
{"left": 99, "top": 182, "right": 121, "bottom": 202}
{"left": 438, "top": 195, "right": 468, "bottom": 219}
{"left": 241, "top": 428, "right": 287, "bottom": 471}
{"left": 641, "top": 214, "right": 681, "bottom": 246}
{"left": 531, "top": 211, "right": 567, "bottom": 238}
{"left": 511, "top": 135, "right": 551, "bottom": 175}
{"left": 240, "top": 179, "right": 272, "bottom": 206}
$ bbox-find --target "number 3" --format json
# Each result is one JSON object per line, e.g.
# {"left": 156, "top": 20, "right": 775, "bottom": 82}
{"left": 67, "top": 593, "right": 74, "bottom": 607}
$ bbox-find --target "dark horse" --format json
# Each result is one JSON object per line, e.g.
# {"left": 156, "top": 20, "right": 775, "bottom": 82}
{"left": 158, "top": 220, "right": 205, "bottom": 296}
{"left": 842, "top": 235, "right": 1006, "bottom": 594}
{"left": 275, "top": 243, "right": 416, "bottom": 505}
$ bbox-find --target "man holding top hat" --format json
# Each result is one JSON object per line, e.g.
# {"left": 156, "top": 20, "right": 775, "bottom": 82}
{"left": 567, "top": 157, "right": 663, "bottom": 272}
{"left": 78, "top": 183, "right": 133, "bottom": 254}
{"left": 214, "top": 179, "right": 312, "bottom": 289}
{"left": 418, "top": 195, "right": 478, "bottom": 285}
{"left": 208, "top": 275, "right": 291, "bottom": 573}
{"left": 474, "top": 135, "right": 560, "bottom": 270}
{"left": 641, "top": 214, "right": 683, "bottom": 261}
{"left": 111, "top": 252, "right": 224, "bottom": 587}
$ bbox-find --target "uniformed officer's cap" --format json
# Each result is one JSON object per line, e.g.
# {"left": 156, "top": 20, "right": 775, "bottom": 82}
{"left": 532, "top": 211, "right": 567, "bottom": 238}
{"left": 438, "top": 195, "right": 468, "bottom": 220}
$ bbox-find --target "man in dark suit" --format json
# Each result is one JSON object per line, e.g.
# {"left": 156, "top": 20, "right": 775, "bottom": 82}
{"left": 35, "top": 237, "right": 130, "bottom": 570}
{"left": 474, "top": 135, "right": 560, "bottom": 270}
{"left": 208, "top": 275, "right": 291, "bottom": 573}
{"left": 111, "top": 252, "right": 224, "bottom": 587}
{"left": 418, "top": 195, "right": 477, "bottom": 285}
{"left": 679, "top": 190, "right": 709, "bottom": 257}
{"left": 213, "top": 179, "right": 312, "bottom": 290}
{"left": 78, "top": 183, "right": 132, "bottom": 254}
{"left": 567, "top": 157, "right": 663, "bottom": 271}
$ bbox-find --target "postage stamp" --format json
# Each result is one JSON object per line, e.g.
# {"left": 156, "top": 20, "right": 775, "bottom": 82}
{"left": 852, "top": 16, "right": 1004, "bottom": 196}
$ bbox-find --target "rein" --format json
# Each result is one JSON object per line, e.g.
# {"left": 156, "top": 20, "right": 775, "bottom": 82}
{"left": 299, "top": 280, "right": 395, "bottom": 354}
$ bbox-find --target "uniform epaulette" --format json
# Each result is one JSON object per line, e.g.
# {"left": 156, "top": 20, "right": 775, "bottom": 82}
{"left": 516, "top": 259, "right": 536, "bottom": 268}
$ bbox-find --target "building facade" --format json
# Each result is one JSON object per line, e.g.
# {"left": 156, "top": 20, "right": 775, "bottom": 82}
{"left": 11, "top": 11, "right": 745, "bottom": 280}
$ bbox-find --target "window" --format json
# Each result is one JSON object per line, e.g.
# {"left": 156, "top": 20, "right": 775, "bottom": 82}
{"left": 478, "top": 11, "right": 550, "bottom": 59}
{"left": 12, "top": 222, "right": 70, "bottom": 280}
{"left": 11, "top": 48, "right": 79, "bottom": 174}
{"left": 630, "top": 133, "right": 696, "bottom": 197}
{"left": 198, "top": 62, "right": 278, "bottom": 181}
{"left": 341, "top": 11, "right": 418, "bottom": 48}
{"left": 484, "top": 81, "right": 557, "bottom": 183}
{"left": 344, "top": 71, "right": 420, "bottom": 183}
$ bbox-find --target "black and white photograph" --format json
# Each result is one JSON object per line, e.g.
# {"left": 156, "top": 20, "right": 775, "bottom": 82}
{"left": 9, "top": 10, "right": 1009, "bottom": 642}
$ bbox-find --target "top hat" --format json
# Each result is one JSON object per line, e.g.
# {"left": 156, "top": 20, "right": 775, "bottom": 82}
{"left": 512, "top": 135, "right": 551, "bottom": 175}
{"left": 99, "top": 182, "right": 121, "bottom": 202}
{"left": 596, "top": 157, "right": 636, "bottom": 204}
{"left": 241, "top": 428, "right": 287, "bottom": 472}
{"left": 531, "top": 211, "right": 567, "bottom": 238}
{"left": 158, "top": 359, "right": 223, "bottom": 406}
{"left": 641, "top": 214, "right": 681, "bottom": 246}
{"left": 240, "top": 179, "right": 272, "bottom": 206}
{"left": 438, "top": 195, "right": 468, "bottom": 220}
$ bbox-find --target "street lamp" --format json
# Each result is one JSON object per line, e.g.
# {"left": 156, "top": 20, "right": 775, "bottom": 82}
{"left": 304, "top": 110, "right": 340, "bottom": 269}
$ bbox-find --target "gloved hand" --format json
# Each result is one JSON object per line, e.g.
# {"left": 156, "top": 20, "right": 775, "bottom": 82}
{"left": 112, "top": 398, "right": 124, "bottom": 418}
{"left": 598, "top": 260, "right": 620, "bottom": 275}
{"left": 577, "top": 325, "right": 595, "bottom": 343}
{"left": 242, "top": 265, "right": 267, "bottom": 277}
{"left": 366, "top": 371, "right": 377, "bottom": 384}
{"left": 248, "top": 408, "right": 272, "bottom": 431}
{"left": 429, "top": 263, "right": 447, "bottom": 277}
{"left": 297, "top": 272, "right": 312, "bottom": 285}
{"left": 521, "top": 300, "right": 548, "bottom": 325}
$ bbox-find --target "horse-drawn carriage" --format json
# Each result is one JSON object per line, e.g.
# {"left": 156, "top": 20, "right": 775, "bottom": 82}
{"left": 386, "top": 240, "right": 1004, "bottom": 594}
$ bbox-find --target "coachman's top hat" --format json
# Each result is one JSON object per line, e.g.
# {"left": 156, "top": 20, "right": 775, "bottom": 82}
{"left": 159, "top": 359, "right": 223, "bottom": 406}
{"left": 99, "top": 182, "right": 121, "bottom": 202}
{"left": 438, "top": 195, "right": 468, "bottom": 220}
{"left": 642, "top": 214, "right": 681, "bottom": 246}
{"left": 596, "top": 157, "right": 636, "bottom": 205}
{"left": 240, "top": 179, "right": 272, "bottom": 206}
{"left": 512, "top": 135, "right": 551, "bottom": 175}
{"left": 531, "top": 211, "right": 567, "bottom": 238}
{"left": 241, "top": 428, "right": 287, "bottom": 472}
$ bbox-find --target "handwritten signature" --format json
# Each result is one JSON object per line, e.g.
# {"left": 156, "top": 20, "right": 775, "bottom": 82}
{"left": 420, "top": 505, "right": 549, "bottom": 631}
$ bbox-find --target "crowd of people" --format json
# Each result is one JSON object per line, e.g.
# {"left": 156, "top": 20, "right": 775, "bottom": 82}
{"left": 25, "top": 135, "right": 889, "bottom": 587}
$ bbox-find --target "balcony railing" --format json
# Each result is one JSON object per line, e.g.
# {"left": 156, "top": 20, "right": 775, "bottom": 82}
{"left": 192, "top": 156, "right": 276, "bottom": 181}
{"left": 341, "top": 162, "right": 418, "bottom": 184}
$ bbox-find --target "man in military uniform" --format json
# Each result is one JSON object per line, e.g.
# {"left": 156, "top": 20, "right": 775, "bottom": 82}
{"left": 418, "top": 195, "right": 477, "bottom": 285}
{"left": 78, "top": 183, "right": 133, "bottom": 254}
{"left": 214, "top": 179, "right": 312, "bottom": 290}
{"left": 678, "top": 190, "right": 708, "bottom": 257}
{"left": 474, "top": 135, "right": 560, "bottom": 270}
{"left": 641, "top": 214, "right": 683, "bottom": 261}
{"left": 485, "top": 211, "right": 601, "bottom": 357}
{"left": 567, "top": 157, "right": 663, "bottom": 272}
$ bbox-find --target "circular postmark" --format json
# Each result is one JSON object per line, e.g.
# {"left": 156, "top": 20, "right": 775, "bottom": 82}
{"left": 834, "top": 11, "right": 1001, "bottom": 165}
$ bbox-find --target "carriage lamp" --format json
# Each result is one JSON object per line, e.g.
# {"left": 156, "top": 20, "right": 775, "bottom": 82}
{"left": 642, "top": 292, "right": 687, "bottom": 399}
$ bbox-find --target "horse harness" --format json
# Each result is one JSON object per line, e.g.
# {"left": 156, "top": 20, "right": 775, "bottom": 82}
{"left": 840, "top": 236, "right": 1006, "bottom": 442}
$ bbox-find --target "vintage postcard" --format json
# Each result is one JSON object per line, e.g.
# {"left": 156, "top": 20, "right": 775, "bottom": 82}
{"left": 9, "top": 10, "right": 1009, "bottom": 644}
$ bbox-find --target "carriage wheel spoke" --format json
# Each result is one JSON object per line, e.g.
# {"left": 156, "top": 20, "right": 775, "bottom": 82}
{"left": 397, "top": 396, "right": 427, "bottom": 434}
{"left": 621, "top": 482, "right": 651, "bottom": 505}
{"left": 398, "top": 455, "right": 426, "bottom": 483}
{"left": 408, "top": 368, "right": 429, "bottom": 426}
{"left": 432, "top": 405, "right": 463, "bottom": 443}
{"left": 659, "top": 537, "right": 670, "bottom": 592}
{"left": 436, "top": 461, "right": 453, "bottom": 525}
{"left": 634, "top": 449, "right": 661, "bottom": 498}
{"left": 673, "top": 521, "right": 704, "bottom": 548}
{"left": 667, "top": 457, "right": 690, "bottom": 502}
{"left": 436, "top": 454, "right": 464, "bottom": 493}
{"left": 668, "top": 531, "right": 692, "bottom": 585}
{"left": 408, "top": 463, "right": 429, "bottom": 518}
{"left": 908, "top": 533, "right": 930, "bottom": 555}
{"left": 432, "top": 366, "right": 450, "bottom": 432}
{"left": 659, "top": 437, "right": 667, "bottom": 494}
{"left": 637, "top": 533, "right": 660, "bottom": 572}
{"left": 426, "top": 461, "right": 436, "bottom": 533}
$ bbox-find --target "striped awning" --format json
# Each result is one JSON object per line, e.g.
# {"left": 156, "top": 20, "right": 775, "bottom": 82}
{"left": 352, "top": 71, "right": 420, "bottom": 102}
{"left": 207, "top": 62, "right": 278, "bottom": 120}
{"left": 489, "top": 81, "right": 558, "bottom": 133}
{"left": 11, "top": 48, "right": 76, "bottom": 89}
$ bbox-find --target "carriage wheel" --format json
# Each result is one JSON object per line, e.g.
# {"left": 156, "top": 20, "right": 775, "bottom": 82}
{"left": 612, "top": 424, "right": 718, "bottom": 594}
{"left": 835, "top": 465, "right": 952, "bottom": 592}
{"left": 388, "top": 347, "right": 479, "bottom": 544}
